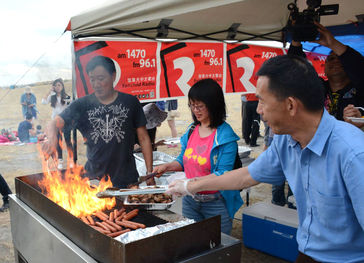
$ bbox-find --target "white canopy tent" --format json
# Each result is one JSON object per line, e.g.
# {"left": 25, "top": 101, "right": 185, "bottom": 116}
{"left": 69, "top": 0, "right": 364, "bottom": 43}
{"left": 69, "top": 0, "right": 291, "bottom": 41}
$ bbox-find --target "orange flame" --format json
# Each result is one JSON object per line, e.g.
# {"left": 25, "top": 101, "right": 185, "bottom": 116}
{"left": 38, "top": 151, "right": 116, "bottom": 218}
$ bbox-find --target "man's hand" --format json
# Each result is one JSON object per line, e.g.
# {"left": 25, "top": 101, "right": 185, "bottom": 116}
{"left": 41, "top": 138, "right": 57, "bottom": 160}
{"left": 344, "top": 104, "right": 362, "bottom": 119}
{"left": 166, "top": 179, "right": 194, "bottom": 197}
{"left": 41, "top": 117, "right": 64, "bottom": 160}
{"left": 311, "top": 22, "right": 347, "bottom": 56}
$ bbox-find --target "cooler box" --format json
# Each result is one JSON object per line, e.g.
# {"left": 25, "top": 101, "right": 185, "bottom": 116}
{"left": 242, "top": 202, "right": 299, "bottom": 262}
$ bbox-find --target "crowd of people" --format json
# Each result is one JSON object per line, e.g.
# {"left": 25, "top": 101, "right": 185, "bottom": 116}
{"left": 2, "top": 21, "right": 364, "bottom": 263}
{"left": 167, "top": 23, "right": 364, "bottom": 263}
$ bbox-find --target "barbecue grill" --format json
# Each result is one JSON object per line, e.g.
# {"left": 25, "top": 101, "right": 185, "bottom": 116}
{"left": 10, "top": 172, "right": 242, "bottom": 263}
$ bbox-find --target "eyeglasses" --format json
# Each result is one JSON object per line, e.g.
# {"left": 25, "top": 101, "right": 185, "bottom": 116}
{"left": 188, "top": 103, "right": 206, "bottom": 111}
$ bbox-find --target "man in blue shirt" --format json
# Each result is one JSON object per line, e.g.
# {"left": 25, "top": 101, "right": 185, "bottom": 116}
{"left": 17, "top": 113, "right": 35, "bottom": 142}
{"left": 168, "top": 55, "right": 364, "bottom": 262}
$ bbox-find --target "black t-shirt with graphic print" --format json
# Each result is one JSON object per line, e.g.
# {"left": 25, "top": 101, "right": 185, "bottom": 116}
{"left": 60, "top": 92, "right": 146, "bottom": 188}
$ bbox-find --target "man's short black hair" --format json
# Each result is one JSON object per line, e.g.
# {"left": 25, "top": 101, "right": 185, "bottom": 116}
{"left": 188, "top": 78, "right": 226, "bottom": 128}
{"left": 25, "top": 113, "right": 33, "bottom": 120}
{"left": 257, "top": 55, "right": 325, "bottom": 112}
{"left": 86, "top": 56, "right": 116, "bottom": 76}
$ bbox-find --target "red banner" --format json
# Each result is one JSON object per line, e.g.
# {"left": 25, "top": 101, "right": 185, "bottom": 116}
{"left": 226, "top": 44, "right": 285, "bottom": 94}
{"left": 73, "top": 40, "right": 327, "bottom": 100}
{"left": 159, "top": 42, "right": 224, "bottom": 98}
{"left": 74, "top": 40, "right": 158, "bottom": 100}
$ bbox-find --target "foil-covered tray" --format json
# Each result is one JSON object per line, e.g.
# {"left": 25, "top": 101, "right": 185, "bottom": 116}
{"left": 238, "top": 145, "right": 251, "bottom": 158}
{"left": 134, "top": 151, "right": 175, "bottom": 181}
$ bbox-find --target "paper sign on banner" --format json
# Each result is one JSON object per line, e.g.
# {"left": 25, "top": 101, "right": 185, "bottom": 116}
{"left": 73, "top": 40, "right": 158, "bottom": 100}
{"left": 159, "top": 42, "right": 224, "bottom": 98}
{"left": 226, "top": 44, "right": 285, "bottom": 94}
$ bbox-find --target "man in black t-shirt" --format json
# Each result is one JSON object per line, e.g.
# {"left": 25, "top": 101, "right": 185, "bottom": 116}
{"left": 42, "top": 56, "right": 153, "bottom": 188}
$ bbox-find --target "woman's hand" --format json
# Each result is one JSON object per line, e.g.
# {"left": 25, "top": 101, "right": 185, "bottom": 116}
{"left": 152, "top": 164, "right": 169, "bottom": 177}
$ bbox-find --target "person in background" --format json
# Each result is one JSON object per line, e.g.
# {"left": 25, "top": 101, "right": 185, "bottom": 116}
{"left": 241, "top": 95, "right": 247, "bottom": 139}
{"left": 288, "top": 22, "right": 364, "bottom": 121}
{"left": 36, "top": 125, "right": 46, "bottom": 141}
{"left": 42, "top": 78, "right": 72, "bottom": 169}
{"left": 0, "top": 174, "right": 12, "bottom": 212}
{"left": 153, "top": 79, "right": 243, "bottom": 235}
{"left": 168, "top": 55, "right": 364, "bottom": 262}
{"left": 155, "top": 101, "right": 166, "bottom": 112}
{"left": 36, "top": 125, "right": 43, "bottom": 135}
{"left": 165, "top": 99, "right": 179, "bottom": 145}
{"left": 134, "top": 103, "right": 168, "bottom": 152}
{"left": 242, "top": 93, "right": 260, "bottom": 147}
{"left": 17, "top": 113, "right": 35, "bottom": 143}
{"left": 0, "top": 129, "right": 17, "bottom": 142}
{"left": 42, "top": 56, "right": 153, "bottom": 188}
{"left": 20, "top": 86, "right": 38, "bottom": 119}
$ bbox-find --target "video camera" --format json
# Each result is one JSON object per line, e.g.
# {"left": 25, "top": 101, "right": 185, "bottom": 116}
{"left": 287, "top": 0, "right": 339, "bottom": 42}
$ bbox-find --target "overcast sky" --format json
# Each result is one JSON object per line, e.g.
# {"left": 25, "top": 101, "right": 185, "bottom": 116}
{"left": 0, "top": 0, "right": 286, "bottom": 88}
{"left": 0, "top": 0, "right": 105, "bottom": 87}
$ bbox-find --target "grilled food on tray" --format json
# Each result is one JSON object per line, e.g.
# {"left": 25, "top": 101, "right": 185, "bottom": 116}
{"left": 127, "top": 193, "right": 173, "bottom": 204}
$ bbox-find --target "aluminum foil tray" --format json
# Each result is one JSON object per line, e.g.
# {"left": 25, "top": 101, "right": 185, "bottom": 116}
{"left": 238, "top": 146, "right": 251, "bottom": 158}
{"left": 123, "top": 185, "right": 174, "bottom": 210}
{"left": 134, "top": 151, "right": 175, "bottom": 178}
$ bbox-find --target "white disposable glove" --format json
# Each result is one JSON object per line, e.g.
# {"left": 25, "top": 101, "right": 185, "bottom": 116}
{"left": 166, "top": 179, "right": 193, "bottom": 197}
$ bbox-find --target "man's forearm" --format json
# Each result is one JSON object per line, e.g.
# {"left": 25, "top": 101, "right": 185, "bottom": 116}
{"left": 42, "top": 116, "right": 65, "bottom": 157}
{"left": 48, "top": 117, "right": 64, "bottom": 140}
{"left": 141, "top": 144, "right": 153, "bottom": 173}
{"left": 328, "top": 39, "right": 347, "bottom": 56}
{"left": 188, "top": 167, "right": 259, "bottom": 194}
{"left": 138, "top": 134, "right": 153, "bottom": 173}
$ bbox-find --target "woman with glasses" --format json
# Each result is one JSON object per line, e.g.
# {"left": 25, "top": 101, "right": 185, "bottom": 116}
{"left": 153, "top": 78, "right": 243, "bottom": 234}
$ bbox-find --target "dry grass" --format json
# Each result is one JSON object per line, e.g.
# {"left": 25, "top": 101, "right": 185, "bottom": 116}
{"left": 0, "top": 83, "right": 287, "bottom": 263}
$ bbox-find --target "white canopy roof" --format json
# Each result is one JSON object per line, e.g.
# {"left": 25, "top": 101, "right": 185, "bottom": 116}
{"left": 70, "top": 0, "right": 364, "bottom": 41}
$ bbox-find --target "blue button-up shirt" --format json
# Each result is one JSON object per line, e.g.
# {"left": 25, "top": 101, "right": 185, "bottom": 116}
{"left": 248, "top": 110, "right": 364, "bottom": 263}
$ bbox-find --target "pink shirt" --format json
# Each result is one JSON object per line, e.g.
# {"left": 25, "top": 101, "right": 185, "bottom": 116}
{"left": 183, "top": 125, "right": 217, "bottom": 194}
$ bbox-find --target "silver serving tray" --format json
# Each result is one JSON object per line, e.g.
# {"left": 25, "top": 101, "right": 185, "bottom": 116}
{"left": 123, "top": 198, "right": 175, "bottom": 211}
{"left": 123, "top": 186, "right": 175, "bottom": 210}
{"left": 96, "top": 186, "right": 167, "bottom": 198}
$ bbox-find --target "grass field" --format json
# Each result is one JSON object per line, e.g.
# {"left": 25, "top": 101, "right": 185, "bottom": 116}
{"left": 0, "top": 82, "right": 288, "bottom": 263}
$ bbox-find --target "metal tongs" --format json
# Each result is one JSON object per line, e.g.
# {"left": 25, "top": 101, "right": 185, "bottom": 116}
{"left": 130, "top": 172, "right": 158, "bottom": 187}
{"left": 96, "top": 185, "right": 167, "bottom": 198}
